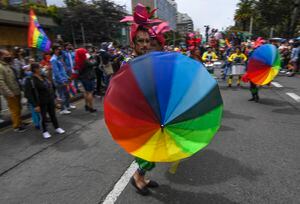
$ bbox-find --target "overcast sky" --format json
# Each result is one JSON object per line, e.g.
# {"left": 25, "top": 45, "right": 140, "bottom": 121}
{"left": 48, "top": 0, "right": 239, "bottom": 31}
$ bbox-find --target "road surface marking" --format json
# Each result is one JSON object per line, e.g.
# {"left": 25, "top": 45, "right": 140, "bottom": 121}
{"left": 103, "top": 161, "right": 138, "bottom": 204}
{"left": 286, "top": 93, "right": 300, "bottom": 102}
{"left": 271, "top": 82, "right": 283, "bottom": 88}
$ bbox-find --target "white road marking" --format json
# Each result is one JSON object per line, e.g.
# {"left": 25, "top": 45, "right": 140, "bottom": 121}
{"left": 271, "top": 82, "right": 283, "bottom": 88}
{"left": 103, "top": 161, "right": 138, "bottom": 204}
{"left": 286, "top": 93, "right": 300, "bottom": 102}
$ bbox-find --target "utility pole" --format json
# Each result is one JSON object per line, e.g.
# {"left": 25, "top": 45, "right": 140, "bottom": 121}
{"left": 204, "top": 25, "right": 209, "bottom": 43}
{"left": 173, "top": 31, "right": 176, "bottom": 47}
{"left": 270, "top": 27, "right": 274, "bottom": 38}
{"left": 80, "top": 23, "right": 86, "bottom": 46}
{"left": 71, "top": 23, "right": 77, "bottom": 48}
{"left": 249, "top": 16, "right": 254, "bottom": 34}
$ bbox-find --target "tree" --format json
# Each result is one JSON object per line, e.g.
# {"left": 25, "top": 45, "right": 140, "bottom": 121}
{"left": 234, "top": 0, "right": 300, "bottom": 38}
{"left": 234, "top": 0, "right": 256, "bottom": 31}
{"left": 58, "top": 0, "right": 127, "bottom": 46}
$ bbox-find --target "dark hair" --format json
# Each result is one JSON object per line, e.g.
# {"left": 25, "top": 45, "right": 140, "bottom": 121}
{"left": 133, "top": 26, "right": 150, "bottom": 44}
{"left": 63, "top": 42, "right": 71, "bottom": 48}
{"left": 30, "top": 63, "right": 40, "bottom": 73}
{"left": 52, "top": 43, "right": 61, "bottom": 51}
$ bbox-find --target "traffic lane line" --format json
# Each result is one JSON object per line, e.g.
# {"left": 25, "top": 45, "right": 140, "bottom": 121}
{"left": 286, "top": 93, "right": 300, "bottom": 102}
{"left": 103, "top": 161, "right": 138, "bottom": 204}
{"left": 271, "top": 82, "right": 283, "bottom": 88}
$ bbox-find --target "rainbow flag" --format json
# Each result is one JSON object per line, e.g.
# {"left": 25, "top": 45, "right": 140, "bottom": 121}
{"left": 28, "top": 9, "right": 51, "bottom": 52}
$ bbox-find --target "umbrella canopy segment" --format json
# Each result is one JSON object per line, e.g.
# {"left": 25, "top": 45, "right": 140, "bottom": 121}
{"left": 104, "top": 52, "right": 223, "bottom": 162}
{"left": 246, "top": 44, "right": 281, "bottom": 86}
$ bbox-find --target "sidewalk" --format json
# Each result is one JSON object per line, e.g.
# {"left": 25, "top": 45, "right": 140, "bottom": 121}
{"left": 0, "top": 94, "right": 83, "bottom": 129}
{"left": 0, "top": 96, "right": 134, "bottom": 204}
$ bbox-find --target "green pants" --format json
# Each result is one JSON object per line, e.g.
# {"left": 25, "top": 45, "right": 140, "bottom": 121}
{"left": 250, "top": 82, "right": 258, "bottom": 94}
{"left": 135, "top": 157, "right": 155, "bottom": 173}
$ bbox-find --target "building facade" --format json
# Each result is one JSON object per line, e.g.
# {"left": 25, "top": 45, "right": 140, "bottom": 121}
{"left": 0, "top": 9, "right": 57, "bottom": 48}
{"left": 8, "top": 0, "right": 46, "bottom": 6}
{"left": 131, "top": 0, "right": 177, "bottom": 30}
{"left": 176, "top": 12, "right": 194, "bottom": 36}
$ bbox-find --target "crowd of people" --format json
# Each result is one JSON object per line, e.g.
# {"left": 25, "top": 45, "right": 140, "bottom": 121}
{"left": 0, "top": 41, "right": 130, "bottom": 138}
{"left": 0, "top": 32, "right": 299, "bottom": 137}
{"left": 0, "top": 2, "right": 299, "bottom": 197}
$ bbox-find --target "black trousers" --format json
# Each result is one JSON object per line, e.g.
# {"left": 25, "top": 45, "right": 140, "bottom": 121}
{"left": 40, "top": 101, "right": 59, "bottom": 133}
{"left": 95, "top": 68, "right": 104, "bottom": 95}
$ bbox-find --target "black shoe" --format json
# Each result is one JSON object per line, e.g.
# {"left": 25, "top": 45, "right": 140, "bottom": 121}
{"left": 14, "top": 126, "right": 27, "bottom": 133}
{"left": 22, "top": 122, "right": 30, "bottom": 126}
{"left": 255, "top": 95, "right": 259, "bottom": 103}
{"left": 130, "top": 177, "right": 150, "bottom": 196}
{"left": 248, "top": 98, "right": 255, "bottom": 101}
{"left": 89, "top": 108, "right": 97, "bottom": 113}
{"left": 228, "top": 84, "right": 232, "bottom": 87}
{"left": 146, "top": 180, "right": 159, "bottom": 188}
{"left": 85, "top": 105, "right": 89, "bottom": 111}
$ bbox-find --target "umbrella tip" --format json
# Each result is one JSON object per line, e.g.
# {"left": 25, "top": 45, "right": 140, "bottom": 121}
{"left": 160, "top": 125, "right": 164, "bottom": 133}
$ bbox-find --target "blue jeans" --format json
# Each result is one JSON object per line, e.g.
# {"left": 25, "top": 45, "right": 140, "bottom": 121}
{"left": 56, "top": 84, "right": 70, "bottom": 110}
{"left": 29, "top": 103, "right": 40, "bottom": 128}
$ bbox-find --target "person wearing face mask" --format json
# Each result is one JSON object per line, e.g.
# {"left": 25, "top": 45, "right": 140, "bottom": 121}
{"left": 12, "top": 47, "right": 26, "bottom": 83}
{"left": 50, "top": 44, "right": 76, "bottom": 115}
{"left": 23, "top": 66, "right": 41, "bottom": 129}
{"left": 0, "top": 49, "right": 26, "bottom": 132}
{"left": 25, "top": 63, "right": 65, "bottom": 139}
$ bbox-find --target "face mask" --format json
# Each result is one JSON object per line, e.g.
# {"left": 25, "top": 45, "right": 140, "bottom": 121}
{"left": 3, "top": 57, "right": 12, "bottom": 63}
{"left": 41, "top": 68, "right": 48, "bottom": 76}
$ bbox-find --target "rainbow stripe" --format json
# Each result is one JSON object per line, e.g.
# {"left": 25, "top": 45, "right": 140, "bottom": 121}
{"left": 247, "top": 44, "right": 280, "bottom": 85}
{"left": 104, "top": 52, "right": 223, "bottom": 162}
{"left": 28, "top": 9, "right": 51, "bottom": 52}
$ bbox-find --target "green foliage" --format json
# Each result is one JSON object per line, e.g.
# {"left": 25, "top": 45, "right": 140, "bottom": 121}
{"left": 0, "top": 2, "right": 59, "bottom": 19}
{"left": 234, "top": 0, "right": 300, "bottom": 38}
{"left": 58, "top": 0, "right": 127, "bottom": 45}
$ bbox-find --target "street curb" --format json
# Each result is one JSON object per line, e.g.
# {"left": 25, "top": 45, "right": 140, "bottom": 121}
{"left": 0, "top": 94, "right": 84, "bottom": 129}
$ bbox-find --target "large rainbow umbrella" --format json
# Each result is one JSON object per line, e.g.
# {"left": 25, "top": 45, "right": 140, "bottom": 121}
{"left": 246, "top": 44, "right": 280, "bottom": 85}
{"left": 104, "top": 52, "right": 223, "bottom": 162}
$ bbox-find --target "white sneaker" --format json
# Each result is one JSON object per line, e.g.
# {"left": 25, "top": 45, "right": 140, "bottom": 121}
{"left": 55, "top": 128, "right": 65, "bottom": 134}
{"left": 286, "top": 72, "right": 291, "bottom": 75}
{"left": 0, "top": 118, "right": 4, "bottom": 123}
{"left": 43, "top": 131, "right": 52, "bottom": 139}
{"left": 68, "top": 105, "right": 76, "bottom": 110}
{"left": 60, "top": 110, "right": 71, "bottom": 115}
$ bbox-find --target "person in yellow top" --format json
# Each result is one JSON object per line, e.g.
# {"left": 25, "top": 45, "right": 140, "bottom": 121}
{"left": 227, "top": 47, "right": 247, "bottom": 87}
{"left": 202, "top": 47, "right": 218, "bottom": 62}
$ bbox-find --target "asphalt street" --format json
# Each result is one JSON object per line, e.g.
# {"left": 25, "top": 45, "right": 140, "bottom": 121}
{"left": 0, "top": 72, "right": 299, "bottom": 204}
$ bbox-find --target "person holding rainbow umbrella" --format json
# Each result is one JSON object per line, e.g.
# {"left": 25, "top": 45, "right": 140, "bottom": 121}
{"left": 104, "top": 3, "right": 223, "bottom": 196}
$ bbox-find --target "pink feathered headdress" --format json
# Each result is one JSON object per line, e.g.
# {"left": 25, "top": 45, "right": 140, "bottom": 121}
{"left": 149, "top": 22, "right": 171, "bottom": 46}
{"left": 254, "top": 37, "right": 265, "bottom": 48}
{"left": 120, "top": 3, "right": 162, "bottom": 42}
